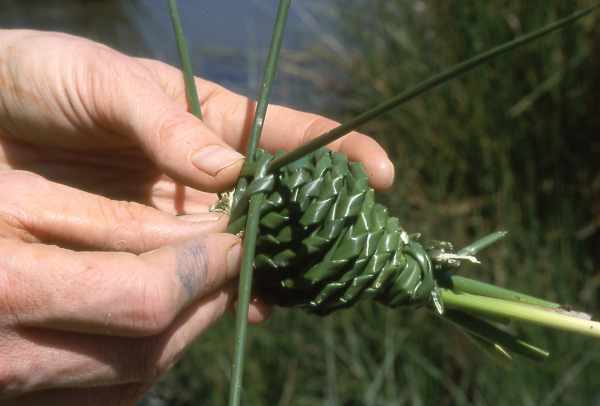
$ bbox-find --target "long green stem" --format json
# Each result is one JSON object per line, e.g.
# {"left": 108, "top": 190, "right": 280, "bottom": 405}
{"left": 228, "top": 194, "right": 264, "bottom": 406}
{"left": 229, "top": 2, "right": 292, "bottom": 406}
{"left": 269, "top": 4, "right": 600, "bottom": 171}
{"left": 449, "top": 276, "right": 560, "bottom": 309}
{"left": 441, "top": 289, "right": 600, "bottom": 338}
{"left": 168, "top": 0, "right": 202, "bottom": 119}
{"left": 245, "top": 0, "right": 292, "bottom": 162}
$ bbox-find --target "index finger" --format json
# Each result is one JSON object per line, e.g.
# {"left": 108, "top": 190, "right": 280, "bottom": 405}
{"left": 139, "top": 59, "right": 395, "bottom": 190}
{"left": 212, "top": 95, "right": 396, "bottom": 190}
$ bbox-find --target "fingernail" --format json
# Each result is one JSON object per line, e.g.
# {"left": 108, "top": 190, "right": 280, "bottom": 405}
{"left": 192, "top": 145, "right": 244, "bottom": 176}
{"left": 179, "top": 213, "right": 224, "bottom": 223}
{"left": 227, "top": 242, "right": 242, "bottom": 275}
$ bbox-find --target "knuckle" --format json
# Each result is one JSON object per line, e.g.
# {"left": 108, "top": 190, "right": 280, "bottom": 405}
{"left": 100, "top": 200, "right": 150, "bottom": 251}
{"left": 200, "top": 84, "right": 227, "bottom": 118}
{"left": 140, "top": 306, "right": 171, "bottom": 337}
{"left": 76, "top": 48, "right": 116, "bottom": 119}
{"left": 72, "top": 41, "right": 152, "bottom": 126}
{"left": 129, "top": 278, "right": 176, "bottom": 336}
{"left": 301, "top": 115, "right": 340, "bottom": 147}
{"left": 0, "top": 260, "right": 22, "bottom": 325}
{"left": 0, "top": 171, "right": 48, "bottom": 236}
{"left": 221, "top": 92, "right": 250, "bottom": 125}
{"left": 155, "top": 111, "right": 194, "bottom": 151}
{"left": 104, "top": 198, "right": 145, "bottom": 223}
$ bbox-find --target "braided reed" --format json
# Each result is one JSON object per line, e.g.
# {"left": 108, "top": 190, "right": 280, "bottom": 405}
{"left": 227, "top": 148, "right": 471, "bottom": 315}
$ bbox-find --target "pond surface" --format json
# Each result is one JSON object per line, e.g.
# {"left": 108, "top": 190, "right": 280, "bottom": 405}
{"left": 2, "top": 0, "right": 340, "bottom": 108}
{"left": 142, "top": 0, "right": 338, "bottom": 105}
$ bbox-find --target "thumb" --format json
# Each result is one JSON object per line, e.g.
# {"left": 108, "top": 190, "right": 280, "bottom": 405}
{"left": 135, "top": 108, "right": 245, "bottom": 193}
{"left": 100, "top": 58, "right": 245, "bottom": 192}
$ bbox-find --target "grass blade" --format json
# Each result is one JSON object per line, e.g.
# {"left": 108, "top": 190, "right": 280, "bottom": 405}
{"left": 441, "top": 289, "right": 600, "bottom": 338}
{"left": 168, "top": 0, "right": 202, "bottom": 119}
{"left": 449, "top": 276, "right": 561, "bottom": 309}
{"left": 228, "top": 2, "right": 292, "bottom": 406}
{"left": 269, "top": 4, "right": 600, "bottom": 170}
{"left": 444, "top": 309, "right": 549, "bottom": 361}
{"left": 456, "top": 231, "right": 508, "bottom": 256}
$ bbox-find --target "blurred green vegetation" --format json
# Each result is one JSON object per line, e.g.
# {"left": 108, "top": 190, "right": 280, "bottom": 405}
{"left": 158, "top": 1, "right": 600, "bottom": 405}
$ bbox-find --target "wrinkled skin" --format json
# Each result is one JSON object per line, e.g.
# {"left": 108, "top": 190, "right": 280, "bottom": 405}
{"left": 0, "top": 30, "right": 394, "bottom": 405}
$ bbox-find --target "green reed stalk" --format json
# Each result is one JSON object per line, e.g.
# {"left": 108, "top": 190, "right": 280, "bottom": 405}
{"left": 442, "top": 290, "right": 600, "bottom": 338}
{"left": 439, "top": 232, "right": 597, "bottom": 358}
{"left": 168, "top": 0, "right": 202, "bottom": 119}
{"left": 244, "top": 0, "right": 291, "bottom": 162}
{"left": 269, "top": 3, "right": 600, "bottom": 171}
{"left": 228, "top": 194, "right": 264, "bottom": 405}
{"left": 228, "top": 2, "right": 292, "bottom": 406}
{"left": 449, "top": 276, "right": 560, "bottom": 308}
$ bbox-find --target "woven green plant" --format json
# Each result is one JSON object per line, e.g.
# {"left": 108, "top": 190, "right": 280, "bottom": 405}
{"left": 229, "top": 147, "right": 447, "bottom": 314}
{"left": 226, "top": 148, "right": 593, "bottom": 354}
{"left": 167, "top": 2, "right": 600, "bottom": 405}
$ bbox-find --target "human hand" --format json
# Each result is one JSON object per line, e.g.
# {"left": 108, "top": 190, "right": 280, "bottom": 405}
{"left": 0, "top": 170, "right": 268, "bottom": 404}
{"left": 0, "top": 30, "right": 394, "bottom": 215}
{"left": 0, "top": 29, "right": 395, "bottom": 404}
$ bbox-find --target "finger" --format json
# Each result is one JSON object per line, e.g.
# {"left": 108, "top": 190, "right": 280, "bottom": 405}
{"left": 0, "top": 171, "right": 228, "bottom": 252}
{"left": 2, "top": 283, "right": 269, "bottom": 395}
{"left": 248, "top": 296, "right": 273, "bottom": 324}
{"left": 228, "top": 296, "right": 273, "bottom": 325}
{"left": 0, "top": 234, "right": 241, "bottom": 336}
{"left": 138, "top": 58, "right": 395, "bottom": 190}
{"left": 147, "top": 175, "right": 220, "bottom": 215}
{"left": 1, "top": 289, "right": 232, "bottom": 396}
{"left": 89, "top": 52, "right": 245, "bottom": 192}
{"left": 259, "top": 111, "right": 396, "bottom": 190}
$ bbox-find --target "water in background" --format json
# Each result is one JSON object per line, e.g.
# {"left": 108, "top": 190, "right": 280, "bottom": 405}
{"left": 1, "top": 0, "right": 342, "bottom": 109}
